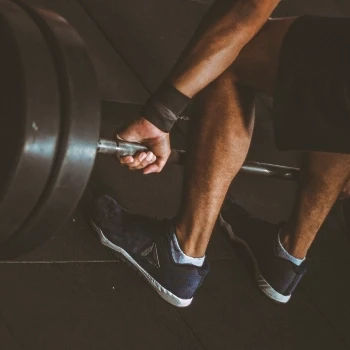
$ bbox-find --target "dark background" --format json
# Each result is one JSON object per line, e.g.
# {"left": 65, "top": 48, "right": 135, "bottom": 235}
{"left": 1, "top": 1, "right": 350, "bottom": 349}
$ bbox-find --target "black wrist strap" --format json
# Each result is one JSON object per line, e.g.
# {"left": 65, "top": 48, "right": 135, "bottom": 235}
{"left": 141, "top": 82, "right": 191, "bottom": 133}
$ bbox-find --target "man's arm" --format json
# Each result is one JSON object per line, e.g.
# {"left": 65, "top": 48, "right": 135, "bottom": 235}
{"left": 170, "top": 0, "right": 281, "bottom": 97}
{"left": 118, "top": 0, "right": 280, "bottom": 173}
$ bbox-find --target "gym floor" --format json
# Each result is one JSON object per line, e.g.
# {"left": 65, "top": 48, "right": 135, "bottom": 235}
{"left": 1, "top": 0, "right": 350, "bottom": 349}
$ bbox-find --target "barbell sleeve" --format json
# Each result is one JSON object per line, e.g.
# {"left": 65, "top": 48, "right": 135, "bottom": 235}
{"left": 97, "top": 138, "right": 148, "bottom": 156}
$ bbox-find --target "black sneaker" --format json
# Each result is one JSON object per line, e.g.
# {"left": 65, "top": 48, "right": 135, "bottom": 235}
{"left": 90, "top": 195, "right": 209, "bottom": 307}
{"left": 220, "top": 198, "right": 306, "bottom": 304}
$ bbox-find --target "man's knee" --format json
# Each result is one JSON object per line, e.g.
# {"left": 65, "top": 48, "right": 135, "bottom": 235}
{"left": 232, "top": 17, "right": 298, "bottom": 95}
{"left": 194, "top": 67, "right": 240, "bottom": 106}
{"left": 212, "top": 67, "right": 239, "bottom": 89}
{"left": 194, "top": 67, "right": 255, "bottom": 140}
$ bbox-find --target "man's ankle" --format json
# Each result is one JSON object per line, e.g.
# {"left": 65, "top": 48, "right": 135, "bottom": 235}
{"left": 279, "top": 228, "right": 307, "bottom": 261}
{"left": 169, "top": 226, "right": 205, "bottom": 267}
{"left": 175, "top": 225, "right": 206, "bottom": 258}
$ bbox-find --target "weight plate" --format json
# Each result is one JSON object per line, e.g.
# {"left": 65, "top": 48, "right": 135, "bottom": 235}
{"left": 0, "top": 0, "right": 60, "bottom": 245}
{"left": 0, "top": 4, "right": 100, "bottom": 258}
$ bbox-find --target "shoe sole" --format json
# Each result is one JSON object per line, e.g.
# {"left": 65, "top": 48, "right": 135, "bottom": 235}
{"left": 90, "top": 220, "right": 193, "bottom": 308}
{"left": 219, "top": 214, "right": 290, "bottom": 304}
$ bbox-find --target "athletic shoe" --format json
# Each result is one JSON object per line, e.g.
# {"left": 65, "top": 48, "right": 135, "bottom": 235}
{"left": 90, "top": 195, "right": 209, "bottom": 307}
{"left": 220, "top": 198, "right": 306, "bottom": 303}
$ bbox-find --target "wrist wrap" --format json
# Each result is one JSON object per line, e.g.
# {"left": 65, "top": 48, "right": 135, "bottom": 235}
{"left": 141, "top": 82, "right": 191, "bottom": 132}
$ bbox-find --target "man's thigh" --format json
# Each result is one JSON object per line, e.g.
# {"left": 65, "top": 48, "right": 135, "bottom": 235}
{"left": 232, "top": 17, "right": 298, "bottom": 96}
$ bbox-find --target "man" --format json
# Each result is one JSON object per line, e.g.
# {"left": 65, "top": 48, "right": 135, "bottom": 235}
{"left": 90, "top": 0, "right": 350, "bottom": 307}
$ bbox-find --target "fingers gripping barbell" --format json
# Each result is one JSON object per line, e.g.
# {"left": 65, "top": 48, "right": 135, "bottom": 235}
{"left": 0, "top": 0, "right": 300, "bottom": 259}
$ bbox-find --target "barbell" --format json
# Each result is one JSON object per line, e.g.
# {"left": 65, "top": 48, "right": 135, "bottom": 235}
{"left": 0, "top": 0, "right": 300, "bottom": 259}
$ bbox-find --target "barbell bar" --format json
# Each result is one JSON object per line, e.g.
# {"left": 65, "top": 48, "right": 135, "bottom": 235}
{"left": 98, "top": 138, "right": 300, "bottom": 181}
{"left": 0, "top": 0, "right": 300, "bottom": 259}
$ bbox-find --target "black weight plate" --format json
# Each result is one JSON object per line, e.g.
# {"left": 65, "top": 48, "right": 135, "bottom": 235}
{"left": 0, "top": 0, "right": 60, "bottom": 244}
{"left": 0, "top": 4, "right": 100, "bottom": 258}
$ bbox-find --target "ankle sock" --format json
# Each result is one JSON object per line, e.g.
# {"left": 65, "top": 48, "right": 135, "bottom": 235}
{"left": 170, "top": 227, "right": 205, "bottom": 267}
{"left": 275, "top": 230, "right": 305, "bottom": 266}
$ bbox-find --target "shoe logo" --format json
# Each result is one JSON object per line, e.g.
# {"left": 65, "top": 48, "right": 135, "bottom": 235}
{"left": 141, "top": 243, "right": 160, "bottom": 268}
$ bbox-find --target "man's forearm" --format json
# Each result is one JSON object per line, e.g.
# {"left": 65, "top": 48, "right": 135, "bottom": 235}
{"left": 170, "top": 0, "right": 281, "bottom": 97}
{"left": 139, "top": 0, "right": 280, "bottom": 133}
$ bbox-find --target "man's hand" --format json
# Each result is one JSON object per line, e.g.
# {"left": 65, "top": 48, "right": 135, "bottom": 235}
{"left": 117, "top": 117, "right": 171, "bottom": 174}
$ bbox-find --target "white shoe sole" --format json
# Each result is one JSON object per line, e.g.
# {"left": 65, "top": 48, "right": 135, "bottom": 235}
{"left": 90, "top": 220, "right": 193, "bottom": 308}
{"left": 219, "top": 214, "right": 291, "bottom": 304}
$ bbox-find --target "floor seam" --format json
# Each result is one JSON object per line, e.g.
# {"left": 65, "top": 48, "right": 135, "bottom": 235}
{"left": 0, "top": 310, "right": 27, "bottom": 350}
{"left": 78, "top": 0, "right": 150, "bottom": 94}
{"left": 77, "top": 0, "right": 188, "bottom": 142}
{"left": 300, "top": 285, "right": 350, "bottom": 349}
{"left": 0, "top": 260, "right": 120, "bottom": 264}
{"left": 174, "top": 310, "right": 210, "bottom": 350}
{"left": 0, "top": 257, "right": 239, "bottom": 264}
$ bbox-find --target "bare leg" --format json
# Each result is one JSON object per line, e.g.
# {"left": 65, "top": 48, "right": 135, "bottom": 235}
{"left": 280, "top": 152, "right": 350, "bottom": 259}
{"left": 176, "top": 72, "right": 255, "bottom": 257}
{"left": 243, "top": 18, "right": 350, "bottom": 259}
{"left": 176, "top": 15, "right": 350, "bottom": 261}
{"left": 176, "top": 18, "right": 297, "bottom": 257}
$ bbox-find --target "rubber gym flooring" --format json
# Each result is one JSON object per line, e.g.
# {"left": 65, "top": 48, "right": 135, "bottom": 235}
{"left": 1, "top": 0, "right": 350, "bottom": 349}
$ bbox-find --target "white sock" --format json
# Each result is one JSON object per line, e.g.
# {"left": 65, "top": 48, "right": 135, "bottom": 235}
{"left": 170, "top": 227, "right": 205, "bottom": 267}
{"left": 276, "top": 230, "right": 305, "bottom": 266}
